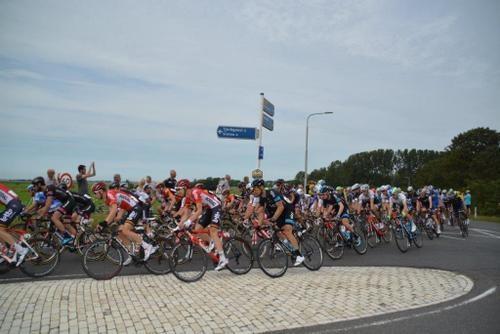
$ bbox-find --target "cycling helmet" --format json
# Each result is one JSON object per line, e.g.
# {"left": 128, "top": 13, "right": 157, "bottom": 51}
{"left": 296, "top": 188, "right": 304, "bottom": 196}
{"left": 336, "top": 186, "right": 343, "bottom": 192}
{"left": 318, "top": 186, "right": 331, "bottom": 194}
{"left": 251, "top": 179, "right": 265, "bottom": 188}
{"left": 392, "top": 187, "right": 401, "bottom": 195}
{"left": 246, "top": 182, "right": 252, "bottom": 190}
{"left": 448, "top": 188, "right": 454, "bottom": 194}
{"left": 194, "top": 183, "right": 204, "bottom": 189}
{"left": 27, "top": 184, "right": 34, "bottom": 191}
{"left": 351, "top": 183, "right": 360, "bottom": 191}
{"left": 144, "top": 184, "right": 152, "bottom": 191}
{"left": 120, "top": 182, "right": 128, "bottom": 189}
{"left": 32, "top": 176, "right": 45, "bottom": 186}
{"left": 176, "top": 179, "right": 191, "bottom": 189}
{"left": 91, "top": 182, "right": 106, "bottom": 193}
{"left": 360, "top": 184, "right": 369, "bottom": 192}
{"left": 442, "top": 189, "right": 447, "bottom": 194}
{"left": 407, "top": 186, "right": 414, "bottom": 192}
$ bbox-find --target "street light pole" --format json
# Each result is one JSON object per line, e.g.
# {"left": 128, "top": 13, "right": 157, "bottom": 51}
{"left": 304, "top": 112, "right": 333, "bottom": 191}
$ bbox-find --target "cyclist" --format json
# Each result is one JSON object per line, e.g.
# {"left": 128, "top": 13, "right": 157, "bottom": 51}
{"left": 450, "top": 191, "right": 467, "bottom": 221}
{"left": 176, "top": 179, "right": 229, "bottom": 271}
{"left": 91, "top": 182, "right": 157, "bottom": 263}
{"left": 390, "top": 187, "right": 416, "bottom": 232}
{"left": 0, "top": 183, "right": 28, "bottom": 265}
{"left": 32, "top": 177, "right": 77, "bottom": 245}
{"left": 319, "top": 186, "right": 360, "bottom": 245}
{"left": 250, "top": 179, "right": 304, "bottom": 266}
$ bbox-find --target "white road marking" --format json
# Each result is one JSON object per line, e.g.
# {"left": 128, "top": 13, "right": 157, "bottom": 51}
{"left": 470, "top": 228, "right": 500, "bottom": 239}
{"left": 325, "top": 286, "right": 497, "bottom": 333}
{"left": 440, "top": 235, "right": 466, "bottom": 241}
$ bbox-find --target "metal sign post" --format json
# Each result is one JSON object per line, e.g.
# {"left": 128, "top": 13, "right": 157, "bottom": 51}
{"left": 257, "top": 93, "right": 275, "bottom": 169}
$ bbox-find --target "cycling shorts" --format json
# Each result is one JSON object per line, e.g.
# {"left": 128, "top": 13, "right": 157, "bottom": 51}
{"left": 0, "top": 200, "right": 23, "bottom": 226}
{"left": 125, "top": 205, "right": 143, "bottom": 224}
{"left": 199, "top": 206, "right": 222, "bottom": 228}
{"left": 57, "top": 197, "right": 76, "bottom": 215}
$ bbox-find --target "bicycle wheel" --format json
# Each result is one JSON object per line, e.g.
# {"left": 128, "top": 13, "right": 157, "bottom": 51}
{"left": 315, "top": 225, "right": 328, "bottom": 251}
{"left": 144, "top": 238, "right": 173, "bottom": 275}
{"left": 394, "top": 226, "right": 410, "bottom": 253}
{"left": 256, "top": 239, "right": 288, "bottom": 278}
{"left": 325, "top": 230, "right": 344, "bottom": 260}
{"left": 0, "top": 259, "right": 10, "bottom": 274}
{"left": 224, "top": 237, "right": 253, "bottom": 275}
{"left": 75, "top": 230, "right": 99, "bottom": 257}
{"left": 382, "top": 223, "right": 393, "bottom": 243}
{"left": 366, "top": 224, "right": 378, "bottom": 248}
{"left": 19, "top": 237, "right": 60, "bottom": 278}
{"left": 170, "top": 243, "right": 207, "bottom": 283}
{"left": 353, "top": 225, "right": 368, "bottom": 255}
{"left": 413, "top": 226, "right": 423, "bottom": 248}
{"left": 82, "top": 240, "right": 123, "bottom": 280}
{"left": 299, "top": 235, "right": 323, "bottom": 271}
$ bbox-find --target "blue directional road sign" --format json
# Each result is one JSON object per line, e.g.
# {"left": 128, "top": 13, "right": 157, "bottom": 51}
{"left": 263, "top": 98, "right": 275, "bottom": 117}
{"left": 262, "top": 114, "right": 274, "bottom": 131}
{"left": 217, "top": 126, "right": 257, "bottom": 140}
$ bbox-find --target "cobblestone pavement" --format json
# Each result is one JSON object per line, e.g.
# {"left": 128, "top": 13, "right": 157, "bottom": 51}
{"left": 0, "top": 267, "right": 473, "bottom": 334}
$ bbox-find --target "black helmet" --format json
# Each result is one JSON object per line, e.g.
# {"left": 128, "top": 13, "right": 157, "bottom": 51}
{"left": 251, "top": 179, "right": 265, "bottom": 188}
{"left": 319, "top": 186, "right": 331, "bottom": 194}
{"left": 32, "top": 176, "right": 45, "bottom": 186}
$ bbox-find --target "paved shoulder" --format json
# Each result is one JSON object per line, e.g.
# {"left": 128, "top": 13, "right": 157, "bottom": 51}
{"left": 0, "top": 267, "right": 472, "bottom": 334}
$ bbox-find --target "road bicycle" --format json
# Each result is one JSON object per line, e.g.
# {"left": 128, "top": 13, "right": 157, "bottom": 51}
{"left": 256, "top": 222, "right": 323, "bottom": 278}
{"left": 169, "top": 227, "right": 253, "bottom": 283}
{"left": 392, "top": 213, "right": 423, "bottom": 253}
{"left": 0, "top": 224, "right": 60, "bottom": 277}
{"left": 82, "top": 217, "right": 173, "bottom": 280}
{"left": 315, "top": 217, "right": 367, "bottom": 260}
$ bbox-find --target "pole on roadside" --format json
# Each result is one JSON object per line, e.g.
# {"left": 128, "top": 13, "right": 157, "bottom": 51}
{"left": 304, "top": 112, "right": 333, "bottom": 191}
{"left": 257, "top": 93, "right": 264, "bottom": 169}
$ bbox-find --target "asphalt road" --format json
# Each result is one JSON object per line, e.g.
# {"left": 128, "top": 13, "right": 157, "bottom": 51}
{"left": 1, "top": 220, "right": 499, "bottom": 334}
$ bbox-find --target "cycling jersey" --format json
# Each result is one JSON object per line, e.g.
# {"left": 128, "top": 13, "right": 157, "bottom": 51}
{"left": 323, "top": 192, "right": 349, "bottom": 218}
{"left": 34, "top": 192, "right": 62, "bottom": 212}
{"left": 45, "top": 184, "right": 71, "bottom": 202}
{"left": 418, "top": 196, "right": 431, "bottom": 209}
{"left": 106, "top": 189, "right": 139, "bottom": 211}
{"left": 451, "top": 197, "right": 464, "bottom": 213}
{"left": 390, "top": 193, "right": 407, "bottom": 209}
{"left": 431, "top": 191, "right": 439, "bottom": 209}
{"left": 72, "top": 193, "right": 95, "bottom": 216}
{"left": 191, "top": 188, "right": 221, "bottom": 209}
{"left": 0, "top": 183, "right": 19, "bottom": 206}
{"left": 359, "top": 190, "right": 378, "bottom": 208}
{"left": 0, "top": 184, "right": 22, "bottom": 226}
{"left": 253, "top": 189, "right": 287, "bottom": 223}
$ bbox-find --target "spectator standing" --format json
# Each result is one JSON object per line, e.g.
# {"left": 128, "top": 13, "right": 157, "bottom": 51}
{"left": 145, "top": 175, "right": 156, "bottom": 189}
{"left": 76, "top": 162, "right": 96, "bottom": 195}
{"left": 109, "top": 174, "right": 121, "bottom": 189}
{"left": 45, "top": 169, "right": 58, "bottom": 186}
{"left": 163, "top": 170, "right": 177, "bottom": 189}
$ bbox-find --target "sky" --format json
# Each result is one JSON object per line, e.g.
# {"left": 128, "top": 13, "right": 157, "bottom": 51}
{"left": 1, "top": 0, "right": 499, "bottom": 182}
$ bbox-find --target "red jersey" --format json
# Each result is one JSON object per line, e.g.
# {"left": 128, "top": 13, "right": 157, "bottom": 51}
{"left": 191, "top": 188, "right": 221, "bottom": 209}
{"left": 0, "top": 183, "right": 19, "bottom": 206}
{"left": 105, "top": 189, "right": 139, "bottom": 211}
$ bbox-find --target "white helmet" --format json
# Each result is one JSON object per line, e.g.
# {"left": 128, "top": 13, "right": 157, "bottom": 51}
{"left": 351, "top": 183, "right": 360, "bottom": 191}
{"left": 360, "top": 184, "right": 369, "bottom": 191}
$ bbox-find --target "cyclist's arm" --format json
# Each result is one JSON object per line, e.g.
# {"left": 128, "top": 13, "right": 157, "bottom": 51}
{"left": 39, "top": 196, "right": 53, "bottom": 216}
{"left": 105, "top": 204, "right": 118, "bottom": 224}
{"left": 270, "top": 201, "right": 284, "bottom": 222}
{"left": 187, "top": 202, "right": 203, "bottom": 223}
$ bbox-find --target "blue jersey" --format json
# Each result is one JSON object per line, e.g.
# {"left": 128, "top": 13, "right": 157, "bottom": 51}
{"left": 431, "top": 191, "right": 439, "bottom": 208}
